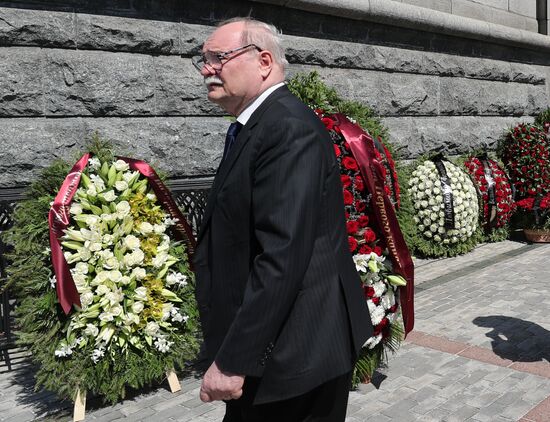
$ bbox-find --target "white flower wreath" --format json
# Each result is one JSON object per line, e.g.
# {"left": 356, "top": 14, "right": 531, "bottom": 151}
{"left": 408, "top": 160, "right": 479, "bottom": 244}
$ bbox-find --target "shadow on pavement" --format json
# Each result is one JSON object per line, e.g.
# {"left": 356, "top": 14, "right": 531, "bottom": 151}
{"left": 473, "top": 315, "right": 550, "bottom": 363}
{"left": 3, "top": 354, "right": 203, "bottom": 419}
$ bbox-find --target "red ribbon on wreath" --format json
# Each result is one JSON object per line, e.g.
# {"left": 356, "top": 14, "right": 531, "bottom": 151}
{"left": 335, "top": 114, "right": 415, "bottom": 335}
{"left": 49, "top": 154, "right": 196, "bottom": 315}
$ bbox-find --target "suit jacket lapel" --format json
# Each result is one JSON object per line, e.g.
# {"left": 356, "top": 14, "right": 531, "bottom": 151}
{"left": 197, "top": 86, "right": 292, "bottom": 244}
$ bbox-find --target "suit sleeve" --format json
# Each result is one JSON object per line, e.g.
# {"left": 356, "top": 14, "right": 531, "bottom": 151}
{"left": 215, "top": 113, "right": 329, "bottom": 376}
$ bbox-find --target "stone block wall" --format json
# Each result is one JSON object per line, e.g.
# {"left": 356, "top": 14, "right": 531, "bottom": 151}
{"left": 0, "top": 0, "right": 549, "bottom": 188}
{"left": 398, "top": 0, "right": 541, "bottom": 33}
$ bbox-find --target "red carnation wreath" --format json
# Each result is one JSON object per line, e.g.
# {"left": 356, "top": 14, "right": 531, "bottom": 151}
{"left": 501, "top": 123, "right": 550, "bottom": 199}
{"left": 314, "top": 109, "right": 413, "bottom": 384}
{"left": 464, "top": 155, "right": 515, "bottom": 233}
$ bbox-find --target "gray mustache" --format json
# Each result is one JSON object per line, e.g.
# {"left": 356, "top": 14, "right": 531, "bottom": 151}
{"left": 204, "top": 76, "right": 223, "bottom": 86}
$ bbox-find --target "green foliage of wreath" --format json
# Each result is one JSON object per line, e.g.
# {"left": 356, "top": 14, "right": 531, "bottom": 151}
{"left": 287, "top": 71, "right": 390, "bottom": 153}
{"left": 534, "top": 107, "right": 550, "bottom": 127}
{"left": 1, "top": 141, "right": 199, "bottom": 404}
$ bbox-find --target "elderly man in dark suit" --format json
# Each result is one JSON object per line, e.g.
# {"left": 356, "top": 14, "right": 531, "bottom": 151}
{"left": 192, "top": 17, "right": 372, "bottom": 422}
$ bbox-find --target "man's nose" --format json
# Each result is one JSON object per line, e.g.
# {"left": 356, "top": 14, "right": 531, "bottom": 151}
{"left": 200, "top": 63, "right": 215, "bottom": 76}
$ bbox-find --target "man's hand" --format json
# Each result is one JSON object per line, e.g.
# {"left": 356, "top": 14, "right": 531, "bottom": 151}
{"left": 200, "top": 361, "right": 245, "bottom": 402}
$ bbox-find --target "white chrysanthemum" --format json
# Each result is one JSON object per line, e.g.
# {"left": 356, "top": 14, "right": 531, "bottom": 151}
{"left": 74, "top": 262, "right": 89, "bottom": 275}
{"left": 368, "top": 303, "right": 386, "bottom": 326}
{"left": 49, "top": 275, "right": 57, "bottom": 289}
{"left": 73, "top": 273, "right": 88, "bottom": 291}
{"left": 409, "top": 159, "right": 479, "bottom": 244}
{"left": 146, "top": 193, "right": 157, "bottom": 201}
{"left": 103, "top": 256, "right": 120, "bottom": 270}
{"left": 372, "top": 281, "right": 386, "bottom": 297}
{"left": 381, "top": 287, "right": 396, "bottom": 309}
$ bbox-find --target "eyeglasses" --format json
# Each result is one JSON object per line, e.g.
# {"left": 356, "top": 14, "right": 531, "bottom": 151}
{"left": 191, "top": 44, "right": 261, "bottom": 72}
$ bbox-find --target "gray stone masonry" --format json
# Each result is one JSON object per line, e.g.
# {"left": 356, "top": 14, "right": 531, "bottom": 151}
{"left": 1, "top": 2, "right": 549, "bottom": 188}
{"left": 2, "top": 240, "right": 549, "bottom": 421}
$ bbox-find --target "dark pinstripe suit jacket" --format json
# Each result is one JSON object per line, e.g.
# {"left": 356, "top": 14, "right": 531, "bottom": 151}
{"left": 194, "top": 85, "right": 372, "bottom": 404}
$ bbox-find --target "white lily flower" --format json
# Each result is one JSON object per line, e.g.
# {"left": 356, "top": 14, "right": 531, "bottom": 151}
{"left": 138, "top": 222, "right": 153, "bottom": 235}
{"left": 115, "top": 201, "right": 131, "bottom": 218}
{"left": 114, "top": 159, "right": 129, "bottom": 171}
{"left": 91, "top": 346, "right": 105, "bottom": 363}
{"left": 124, "top": 235, "right": 141, "bottom": 250}
{"left": 134, "top": 287, "right": 148, "bottom": 301}
{"left": 115, "top": 180, "right": 128, "bottom": 192}
{"left": 132, "top": 267, "right": 146, "bottom": 280}
{"left": 132, "top": 301, "right": 145, "bottom": 314}
{"left": 144, "top": 321, "right": 160, "bottom": 337}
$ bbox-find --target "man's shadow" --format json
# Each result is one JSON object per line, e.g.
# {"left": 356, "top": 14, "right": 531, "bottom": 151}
{"left": 473, "top": 316, "right": 550, "bottom": 363}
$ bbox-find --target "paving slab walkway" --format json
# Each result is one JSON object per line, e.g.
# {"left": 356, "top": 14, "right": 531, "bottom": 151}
{"left": 1, "top": 240, "right": 549, "bottom": 421}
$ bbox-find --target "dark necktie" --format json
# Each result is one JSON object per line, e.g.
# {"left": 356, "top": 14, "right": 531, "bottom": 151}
{"left": 222, "top": 122, "right": 242, "bottom": 160}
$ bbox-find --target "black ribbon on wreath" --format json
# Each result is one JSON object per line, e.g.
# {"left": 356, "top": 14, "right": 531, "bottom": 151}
{"left": 433, "top": 154, "right": 455, "bottom": 230}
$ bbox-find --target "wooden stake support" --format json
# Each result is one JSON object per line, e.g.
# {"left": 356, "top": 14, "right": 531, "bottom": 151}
{"left": 166, "top": 369, "right": 181, "bottom": 393}
{"left": 73, "top": 389, "right": 86, "bottom": 422}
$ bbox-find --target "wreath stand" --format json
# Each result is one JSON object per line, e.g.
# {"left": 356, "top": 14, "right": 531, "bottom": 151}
{"left": 72, "top": 369, "right": 181, "bottom": 421}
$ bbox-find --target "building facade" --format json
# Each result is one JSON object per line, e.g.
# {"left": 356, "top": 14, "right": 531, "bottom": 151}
{"left": 0, "top": 0, "right": 549, "bottom": 188}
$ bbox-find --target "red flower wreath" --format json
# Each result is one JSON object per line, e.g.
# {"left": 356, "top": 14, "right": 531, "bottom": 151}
{"left": 501, "top": 123, "right": 550, "bottom": 199}
{"left": 464, "top": 156, "right": 515, "bottom": 230}
{"left": 314, "top": 109, "right": 398, "bottom": 341}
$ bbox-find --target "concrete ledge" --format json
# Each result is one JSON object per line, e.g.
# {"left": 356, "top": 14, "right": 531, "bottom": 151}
{"left": 252, "top": 0, "right": 550, "bottom": 53}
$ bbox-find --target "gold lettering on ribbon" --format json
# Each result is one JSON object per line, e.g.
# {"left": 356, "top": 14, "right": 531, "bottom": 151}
{"left": 371, "top": 166, "right": 402, "bottom": 271}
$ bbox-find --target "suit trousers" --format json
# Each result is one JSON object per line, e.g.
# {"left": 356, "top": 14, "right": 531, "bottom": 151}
{"left": 222, "top": 371, "right": 353, "bottom": 422}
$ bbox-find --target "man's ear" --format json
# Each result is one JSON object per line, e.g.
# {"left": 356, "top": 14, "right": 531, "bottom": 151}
{"left": 258, "top": 50, "right": 274, "bottom": 78}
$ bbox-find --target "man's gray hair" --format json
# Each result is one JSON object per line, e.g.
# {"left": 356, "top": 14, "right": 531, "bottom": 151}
{"left": 218, "top": 17, "right": 288, "bottom": 69}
